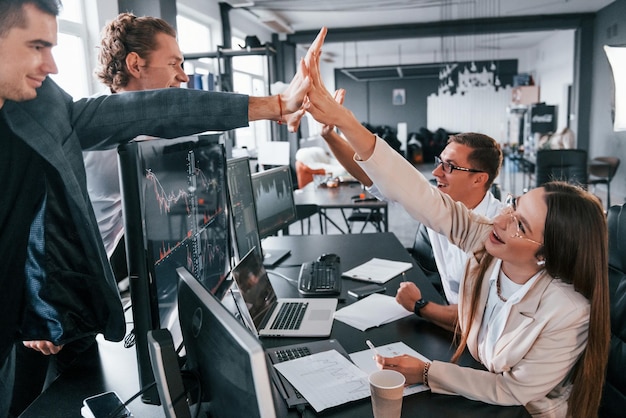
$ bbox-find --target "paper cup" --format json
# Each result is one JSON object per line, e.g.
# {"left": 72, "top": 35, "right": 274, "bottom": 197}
{"left": 369, "top": 369, "right": 405, "bottom": 418}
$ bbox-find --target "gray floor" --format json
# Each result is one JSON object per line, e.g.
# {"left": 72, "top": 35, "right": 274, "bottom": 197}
{"left": 288, "top": 161, "right": 618, "bottom": 248}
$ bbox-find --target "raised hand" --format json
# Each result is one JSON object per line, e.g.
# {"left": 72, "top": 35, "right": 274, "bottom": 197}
{"left": 278, "top": 27, "right": 328, "bottom": 132}
{"left": 321, "top": 89, "right": 346, "bottom": 136}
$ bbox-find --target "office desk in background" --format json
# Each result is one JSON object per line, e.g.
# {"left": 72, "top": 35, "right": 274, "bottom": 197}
{"left": 293, "top": 182, "right": 388, "bottom": 234}
{"left": 21, "top": 233, "right": 530, "bottom": 418}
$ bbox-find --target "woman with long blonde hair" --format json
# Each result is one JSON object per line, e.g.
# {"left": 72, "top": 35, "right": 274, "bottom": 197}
{"left": 303, "top": 35, "right": 609, "bottom": 417}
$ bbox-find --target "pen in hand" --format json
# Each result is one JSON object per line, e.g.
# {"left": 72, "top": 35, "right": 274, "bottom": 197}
{"left": 366, "top": 339, "right": 379, "bottom": 359}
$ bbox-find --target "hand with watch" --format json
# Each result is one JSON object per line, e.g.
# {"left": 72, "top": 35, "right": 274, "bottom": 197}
{"left": 396, "top": 281, "right": 427, "bottom": 315}
{"left": 413, "top": 297, "right": 430, "bottom": 317}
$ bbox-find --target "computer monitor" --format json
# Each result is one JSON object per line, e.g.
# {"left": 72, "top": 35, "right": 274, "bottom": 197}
{"left": 226, "top": 157, "right": 263, "bottom": 261}
{"left": 118, "top": 136, "right": 231, "bottom": 404}
{"left": 177, "top": 266, "right": 278, "bottom": 418}
{"left": 251, "top": 165, "right": 297, "bottom": 238}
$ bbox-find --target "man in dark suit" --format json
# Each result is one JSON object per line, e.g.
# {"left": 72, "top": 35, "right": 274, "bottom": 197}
{"left": 0, "top": 2, "right": 325, "bottom": 416}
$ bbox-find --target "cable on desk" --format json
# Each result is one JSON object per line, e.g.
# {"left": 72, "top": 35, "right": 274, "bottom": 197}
{"left": 267, "top": 269, "right": 298, "bottom": 287}
{"left": 107, "top": 381, "right": 156, "bottom": 418}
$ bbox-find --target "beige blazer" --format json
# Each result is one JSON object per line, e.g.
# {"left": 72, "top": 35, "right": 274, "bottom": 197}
{"left": 359, "top": 137, "right": 590, "bottom": 417}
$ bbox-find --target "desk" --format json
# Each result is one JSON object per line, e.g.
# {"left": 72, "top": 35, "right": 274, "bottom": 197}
{"left": 264, "top": 234, "right": 530, "bottom": 417}
{"left": 22, "top": 233, "right": 529, "bottom": 418}
{"left": 293, "top": 182, "right": 388, "bottom": 234}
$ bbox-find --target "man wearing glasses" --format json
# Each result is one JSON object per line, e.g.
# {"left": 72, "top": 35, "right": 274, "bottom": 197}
{"left": 321, "top": 128, "right": 503, "bottom": 330}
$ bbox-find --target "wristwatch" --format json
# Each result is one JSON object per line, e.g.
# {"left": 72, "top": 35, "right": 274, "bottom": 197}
{"left": 414, "top": 298, "right": 429, "bottom": 317}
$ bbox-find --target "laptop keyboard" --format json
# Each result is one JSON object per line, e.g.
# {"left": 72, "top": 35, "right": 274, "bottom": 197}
{"left": 270, "top": 302, "right": 308, "bottom": 330}
{"left": 298, "top": 260, "right": 342, "bottom": 296}
{"left": 271, "top": 346, "right": 312, "bottom": 399}
{"left": 273, "top": 346, "right": 312, "bottom": 362}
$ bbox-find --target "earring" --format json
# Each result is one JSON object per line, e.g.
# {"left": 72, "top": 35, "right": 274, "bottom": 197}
{"left": 537, "top": 259, "right": 546, "bottom": 267}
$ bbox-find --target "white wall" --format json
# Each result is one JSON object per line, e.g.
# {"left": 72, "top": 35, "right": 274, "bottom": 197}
{"left": 519, "top": 30, "right": 575, "bottom": 132}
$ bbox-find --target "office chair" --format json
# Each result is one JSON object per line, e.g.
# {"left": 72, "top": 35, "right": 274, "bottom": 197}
{"left": 346, "top": 208, "right": 384, "bottom": 233}
{"left": 406, "top": 222, "right": 446, "bottom": 300}
{"left": 599, "top": 204, "right": 626, "bottom": 417}
{"left": 588, "top": 156, "right": 620, "bottom": 210}
{"left": 534, "top": 149, "right": 588, "bottom": 188}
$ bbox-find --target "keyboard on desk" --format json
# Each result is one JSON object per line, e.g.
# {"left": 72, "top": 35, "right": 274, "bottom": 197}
{"left": 297, "top": 258, "right": 342, "bottom": 296}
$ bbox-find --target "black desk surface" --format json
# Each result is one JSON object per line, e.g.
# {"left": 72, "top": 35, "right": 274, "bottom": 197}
{"left": 21, "top": 233, "right": 530, "bottom": 418}
{"left": 293, "top": 182, "right": 386, "bottom": 209}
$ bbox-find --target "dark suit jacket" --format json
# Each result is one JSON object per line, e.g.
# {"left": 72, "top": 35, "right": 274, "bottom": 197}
{"left": 1, "top": 78, "right": 249, "bottom": 360}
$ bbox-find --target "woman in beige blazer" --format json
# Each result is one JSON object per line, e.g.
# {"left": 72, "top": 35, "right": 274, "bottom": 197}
{"left": 303, "top": 42, "right": 609, "bottom": 418}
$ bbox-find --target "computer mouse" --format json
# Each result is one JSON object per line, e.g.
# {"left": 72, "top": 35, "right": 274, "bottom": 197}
{"left": 318, "top": 253, "right": 340, "bottom": 263}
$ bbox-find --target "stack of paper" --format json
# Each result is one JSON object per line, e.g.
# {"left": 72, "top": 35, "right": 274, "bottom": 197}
{"left": 342, "top": 258, "right": 413, "bottom": 283}
{"left": 334, "top": 293, "right": 413, "bottom": 331}
{"left": 350, "top": 341, "right": 431, "bottom": 396}
{"left": 273, "top": 350, "right": 370, "bottom": 412}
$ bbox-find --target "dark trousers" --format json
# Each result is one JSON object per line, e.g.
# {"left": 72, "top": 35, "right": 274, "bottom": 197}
{"left": 0, "top": 346, "right": 15, "bottom": 418}
{"left": 9, "top": 337, "right": 96, "bottom": 417}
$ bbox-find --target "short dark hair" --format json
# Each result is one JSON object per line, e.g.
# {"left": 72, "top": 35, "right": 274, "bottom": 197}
{"left": 0, "top": 0, "right": 62, "bottom": 37}
{"left": 95, "top": 12, "right": 177, "bottom": 92}
{"left": 448, "top": 132, "right": 503, "bottom": 189}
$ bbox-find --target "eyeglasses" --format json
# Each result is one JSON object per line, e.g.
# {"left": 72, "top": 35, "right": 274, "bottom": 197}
{"left": 434, "top": 156, "right": 484, "bottom": 174}
{"left": 500, "top": 194, "right": 543, "bottom": 246}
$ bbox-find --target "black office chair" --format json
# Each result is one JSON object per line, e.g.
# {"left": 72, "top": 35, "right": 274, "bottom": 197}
{"left": 599, "top": 204, "right": 626, "bottom": 417}
{"left": 406, "top": 222, "right": 446, "bottom": 301}
{"left": 534, "top": 149, "right": 588, "bottom": 188}
{"left": 295, "top": 204, "right": 318, "bottom": 234}
{"left": 346, "top": 208, "right": 384, "bottom": 233}
{"left": 588, "top": 156, "right": 620, "bottom": 211}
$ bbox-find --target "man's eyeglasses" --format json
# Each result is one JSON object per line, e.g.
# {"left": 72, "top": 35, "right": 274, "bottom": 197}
{"left": 500, "top": 194, "right": 543, "bottom": 246}
{"left": 434, "top": 156, "right": 484, "bottom": 174}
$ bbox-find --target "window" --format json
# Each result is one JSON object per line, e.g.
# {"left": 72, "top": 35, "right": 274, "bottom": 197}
{"left": 50, "top": 0, "right": 91, "bottom": 99}
{"left": 231, "top": 36, "right": 271, "bottom": 150}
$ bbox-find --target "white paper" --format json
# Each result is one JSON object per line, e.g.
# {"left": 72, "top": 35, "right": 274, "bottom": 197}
{"left": 342, "top": 258, "right": 413, "bottom": 283}
{"left": 350, "top": 342, "right": 431, "bottom": 396}
{"left": 273, "top": 349, "right": 371, "bottom": 412}
{"left": 334, "top": 293, "right": 413, "bottom": 331}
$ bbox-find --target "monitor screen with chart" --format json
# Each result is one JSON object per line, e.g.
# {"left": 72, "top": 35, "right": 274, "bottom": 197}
{"left": 118, "top": 135, "right": 231, "bottom": 403}
{"left": 251, "top": 165, "right": 297, "bottom": 238}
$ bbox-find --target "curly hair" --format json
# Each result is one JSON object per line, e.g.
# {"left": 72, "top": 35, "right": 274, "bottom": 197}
{"left": 95, "top": 12, "right": 176, "bottom": 92}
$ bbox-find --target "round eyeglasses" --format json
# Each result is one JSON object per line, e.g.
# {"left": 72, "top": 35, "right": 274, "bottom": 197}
{"left": 500, "top": 194, "right": 543, "bottom": 246}
{"left": 434, "top": 155, "right": 485, "bottom": 174}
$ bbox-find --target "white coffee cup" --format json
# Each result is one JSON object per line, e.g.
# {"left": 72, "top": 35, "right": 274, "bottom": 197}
{"left": 369, "top": 369, "right": 405, "bottom": 418}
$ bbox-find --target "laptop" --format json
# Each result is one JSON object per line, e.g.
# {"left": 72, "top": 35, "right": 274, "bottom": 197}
{"left": 231, "top": 248, "right": 337, "bottom": 337}
{"left": 266, "top": 339, "right": 350, "bottom": 408}
{"left": 262, "top": 248, "right": 291, "bottom": 267}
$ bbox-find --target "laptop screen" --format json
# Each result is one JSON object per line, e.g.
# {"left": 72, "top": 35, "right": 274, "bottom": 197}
{"left": 226, "top": 157, "right": 264, "bottom": 262}
{"left": 232, "top": 248, "right": 278, "bottom": 329}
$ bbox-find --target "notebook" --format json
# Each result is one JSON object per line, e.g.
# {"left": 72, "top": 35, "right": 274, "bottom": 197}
{"left": 231, "top": 248, "right": 337, "bottom": 337}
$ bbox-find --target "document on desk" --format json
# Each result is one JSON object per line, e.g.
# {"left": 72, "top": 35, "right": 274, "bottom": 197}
{"left": 342, "top": 257, "right": 413, "bottom": 283}
{"left": 334, "top": 293, "right": 413, "bottom": 331}
{"left": 350, "top": 342, "right": 431, "bottom": 396}
{"left": 273, "top": 349, "right": 370, "bottom": 412}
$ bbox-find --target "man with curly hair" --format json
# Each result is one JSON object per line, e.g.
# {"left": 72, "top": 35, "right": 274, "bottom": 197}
{"left": 84, "top": 13, "right": 189, "bottom": 287}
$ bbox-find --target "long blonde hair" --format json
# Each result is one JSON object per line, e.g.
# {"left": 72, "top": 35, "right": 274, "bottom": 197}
{"left": 452, "top": 181, "right": 610, "bottom": 418}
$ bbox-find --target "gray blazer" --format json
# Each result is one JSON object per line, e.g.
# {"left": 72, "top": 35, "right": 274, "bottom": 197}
{"left": 2, "top": 78, "right": 249, "bottom": 349}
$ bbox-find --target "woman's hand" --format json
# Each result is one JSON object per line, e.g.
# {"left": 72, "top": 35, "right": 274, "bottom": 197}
{"left": 375, "top": 354, "right": 426, "bottom": 385}
{"left": 321, "top": 89, "right": 346, "bottom": 137}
